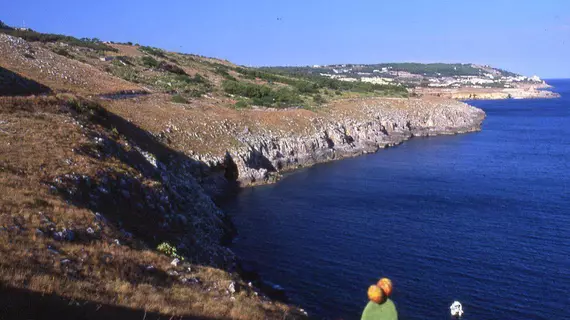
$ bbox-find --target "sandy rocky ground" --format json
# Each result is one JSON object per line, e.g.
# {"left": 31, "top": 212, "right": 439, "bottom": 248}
{"left": 0, "top": 33, "right": 485, "bottom": 319}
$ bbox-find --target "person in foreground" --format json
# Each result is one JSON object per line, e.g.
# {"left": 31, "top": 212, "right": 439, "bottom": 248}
{"left": 361, "top": 278, "right": 398, "bottom": 320}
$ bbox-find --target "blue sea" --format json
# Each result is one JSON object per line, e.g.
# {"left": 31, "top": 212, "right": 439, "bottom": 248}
{"left": 221, "top": 79, "right": 570, "bottom": 320}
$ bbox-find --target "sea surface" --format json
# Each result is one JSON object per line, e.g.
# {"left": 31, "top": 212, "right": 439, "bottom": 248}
{"left": 221, "top": 79, "right": 570, "bottom": 320}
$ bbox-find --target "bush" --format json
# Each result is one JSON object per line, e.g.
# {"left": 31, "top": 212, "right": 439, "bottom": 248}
{"left": 223, "top": 80, "right": 271, "bottom": 99}
{"left": 187, "top": 90, "right": 204, "bottom": 98}
{"left": 234, "top": 100, "right": 250, "bottom": 109}
{"left": 171, "top": 94, "right": 188, "bottom": 103}
{"left": 52, "top": 48, "right": 70, "bottom": 57}
{"left": 234, "top": 67, "right": 319, "bottom": 93}
{"left": 222, "top": 80, "right": 302, "bottom": 107}
{"left": 213, "top": 66, "right": 237, "bottom": 81}
{"left": 313, "top": 94, "right": 327, "bottom": 105}
{"left": 108, "top": 65, "right": 140, "bottom": 82}
{"left": 157, "top": 242, "right": 184, "bottom": 260}
{"left": 115, "top": 56, "right": 133, "bottom": 66}
{"left": 157, "top": 61, "right": 186, "bottom": 75}
{"left": 0, "top": 23, "right": 117, "bottom": 52}
{"left": 141, "top": 56, "right": 159, "bottom": 68}
{"left": 191, "top": 74, "right": 207, "bottom": 84}
{"left": 139, "top": 46, "right": 166, "bottom": 58}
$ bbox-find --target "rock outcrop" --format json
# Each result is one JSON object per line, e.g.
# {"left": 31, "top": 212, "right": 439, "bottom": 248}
{"left": 415, "top": 83, "right": 560, "bottom": 100}
{"left": 208, "top": 98, "right": 486, "bottom": 186}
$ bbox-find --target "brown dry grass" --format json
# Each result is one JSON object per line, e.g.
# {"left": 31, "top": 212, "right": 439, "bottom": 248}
{"left": 0, "top": 35, "right": 142, "bottom": 95}
{"left": 0, "top": 96, "right": 304, "bottom": 319}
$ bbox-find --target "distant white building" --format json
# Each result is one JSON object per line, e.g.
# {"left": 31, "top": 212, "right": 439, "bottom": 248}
{"left": 361, "top": 77, "right": 394, "bottom": 85}
{"left": 334, "top": 76, "right": 358, "bottom": 82}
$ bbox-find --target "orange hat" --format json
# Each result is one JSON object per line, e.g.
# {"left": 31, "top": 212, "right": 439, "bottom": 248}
{"left": 367, "top": 285, "right": 384, "bottom": 303}
{"left": 377, "top": 278, "right": 393, "bottom": 297}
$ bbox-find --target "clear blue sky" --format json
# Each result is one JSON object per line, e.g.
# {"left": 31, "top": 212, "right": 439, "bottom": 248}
{"left": 4, "top": 0, "right": 570, "bottom": 78}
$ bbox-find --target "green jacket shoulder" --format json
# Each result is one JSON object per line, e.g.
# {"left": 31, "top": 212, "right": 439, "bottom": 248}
{"left": 361, "top": 299, "right": 398, "bottom": 320}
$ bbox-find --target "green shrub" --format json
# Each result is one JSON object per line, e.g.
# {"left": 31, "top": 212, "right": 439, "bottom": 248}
{"left": 171, "top": 94, "right": 188, "bottom": 103}
{"left": 191, "top": 74, "right": 207, "bottom": 84}
{"left": 313, "top": 94, "right": 327, "bottom": 105}
{"left": 141, "top": 56, "right": 159, "bottom": 68}
{"left": 108, "top": 65, "right": 140, "bottom": 82}
{"left": 234, "top": 67, "right": 319, "bottom": 93}
{"left": 0, "top": 23, "right": 117, "bottom": 52}
{"left": 139, "top": 46, "right": 166, "bottom": 58}
{"left": 234, "top": 100, "right": 250, "bottom": 109}
{"left": 187, "top": 89, "right": 204, "bottom": 98}
{"left": 222, "top": 80, "right": 302, "bottom": 107}
{"left": 157, "top": 242, "right": 184, "bottom": 260}
{"left": 157, "top": 61, "right": 186, "bottom": 75}
{"left": 115, "top": 56, "right": 133, "bottom": 66}
{"left": 53, "top": 48, "right": 70, "bottom": 57}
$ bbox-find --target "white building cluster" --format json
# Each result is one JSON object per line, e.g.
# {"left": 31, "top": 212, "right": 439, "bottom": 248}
{"left": 427, "top": 74, "right": 544, "bottom": 88}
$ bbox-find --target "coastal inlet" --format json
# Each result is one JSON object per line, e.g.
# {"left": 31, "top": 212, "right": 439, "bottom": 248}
{"left": 221, "top": 79, "right": 570, "bottom": 319}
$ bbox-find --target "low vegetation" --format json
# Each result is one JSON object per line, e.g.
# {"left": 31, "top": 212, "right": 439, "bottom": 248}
{"left": 260, "top": 67, "right": 409, "bottom": 96}
{"left": 222, "top": 80, "right": 303, "bottom": 107}
{"left": 0, "top": 21, "right": 117, "bottom": 52}
{"left": 171, "top": 94, "right": 188, "bottom": 104}
{"left": 138, "top": 46, "right": 166, "bottom": 58}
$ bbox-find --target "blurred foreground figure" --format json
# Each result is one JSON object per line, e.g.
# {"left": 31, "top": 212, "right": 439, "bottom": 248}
{"left": 361, "top": 278, "right": 398, "bottom": 320}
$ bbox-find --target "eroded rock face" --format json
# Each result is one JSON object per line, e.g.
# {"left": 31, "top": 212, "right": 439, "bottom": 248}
{"left": 222, "top": 99, "right": 485, "bottom": 185}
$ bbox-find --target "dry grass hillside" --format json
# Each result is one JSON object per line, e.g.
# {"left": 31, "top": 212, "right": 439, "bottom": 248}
{"left": 0, "top": 27, "right": 324, "bottom": 319}
{"left": 0, "top": 95, "right": 306, "bottom": 319}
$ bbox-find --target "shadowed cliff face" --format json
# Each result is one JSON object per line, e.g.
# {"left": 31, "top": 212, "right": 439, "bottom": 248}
{"left": 0, "top": 285, "right": 219, "bottom": 320}
{"left": 0, "top": 66, "right": 51, "bottom": 96}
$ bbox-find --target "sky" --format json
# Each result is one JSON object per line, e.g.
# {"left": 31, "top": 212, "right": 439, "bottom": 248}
{"left": 3, "top": 0, "right": 570, "bottom": 78}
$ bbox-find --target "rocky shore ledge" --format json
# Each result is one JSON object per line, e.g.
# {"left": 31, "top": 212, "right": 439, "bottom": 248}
{"left": 415, "top": 83, "right": 560, "bottom": 100}
{"left": 194, "top": 98, "right": 486, "bottom": 188}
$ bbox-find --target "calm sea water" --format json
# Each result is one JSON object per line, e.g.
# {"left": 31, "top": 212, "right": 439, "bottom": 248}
{"left": 221, "top": 79, "right": 570, "bottom": 320}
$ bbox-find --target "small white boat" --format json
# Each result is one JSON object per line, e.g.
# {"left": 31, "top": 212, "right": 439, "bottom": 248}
{"left": 450, "top": 301, "right": 464, "bottom": 317}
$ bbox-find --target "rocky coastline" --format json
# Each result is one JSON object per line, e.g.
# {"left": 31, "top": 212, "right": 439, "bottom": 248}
{"left": 195, "top": 98, "right": 486, "bottom": 188}
{"left": 195, "top": 97, "right": 486, "bottom": 305}
{"left": 414, "top": 83, "right": 560, "bottom": 100}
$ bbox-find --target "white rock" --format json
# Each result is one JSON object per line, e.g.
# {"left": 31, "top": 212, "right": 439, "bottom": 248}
{"left": 228, "top": 281, "right": 236, "bottom": 294}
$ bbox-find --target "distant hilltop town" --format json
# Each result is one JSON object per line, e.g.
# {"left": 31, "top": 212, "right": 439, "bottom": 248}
{"left": 265, "top": 63, "right": 545, "bottom": 89}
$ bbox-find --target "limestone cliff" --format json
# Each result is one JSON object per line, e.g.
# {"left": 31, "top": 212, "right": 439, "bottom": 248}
{"left": 415, "top": 83, "right": 560, "bottom": 100}
{"left": 199, "top": 98, "right": 486, "bottom": 186}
